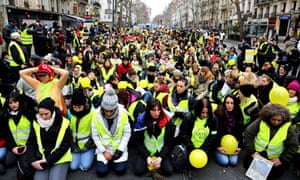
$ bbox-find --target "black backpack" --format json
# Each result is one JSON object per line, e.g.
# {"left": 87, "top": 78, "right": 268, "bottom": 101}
{"left": 170, "top": 144, "right": 188, "bottom": 172}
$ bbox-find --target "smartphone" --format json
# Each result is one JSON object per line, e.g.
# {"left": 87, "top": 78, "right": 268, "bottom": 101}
{"left": 17, "top": 147, "right": 25, "bottom": 153}
{"left": 40, "top": 163, "right": 49, "bottom": 169}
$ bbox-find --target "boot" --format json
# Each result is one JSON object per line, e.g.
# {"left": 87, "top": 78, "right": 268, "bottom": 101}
{"left": 151, "top": 170, "right": 165, "bottom": 180}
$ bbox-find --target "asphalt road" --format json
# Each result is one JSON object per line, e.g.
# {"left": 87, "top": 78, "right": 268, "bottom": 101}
{"left": 1, "top": 149, "right": 298, "bottom": 180}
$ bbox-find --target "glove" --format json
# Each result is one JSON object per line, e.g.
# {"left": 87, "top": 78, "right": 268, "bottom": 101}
{"left": 112, "top": 150, "right": 123, "bottom": 160}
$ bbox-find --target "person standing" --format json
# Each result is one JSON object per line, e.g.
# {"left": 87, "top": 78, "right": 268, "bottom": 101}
{"left": 2, "top": 19, "right": 18, "bottom": 50}
{"left": 20, "top": 22, "right": 33, "bottom": 60}
{"left": 91, "top": 88, "right": 131, "bottom": 177}
{"left": 8, "top": 32, "right": 28, "bottom": 84}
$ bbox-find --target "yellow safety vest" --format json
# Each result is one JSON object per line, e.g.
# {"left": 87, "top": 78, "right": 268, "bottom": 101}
{"left": 144, "top": 127, "right": 165, "bottom": 156}
{"left": 191, "top": 117, "right": 210, "bottom": 148}
{"left": 286, "top": 102, "right": 300, "bottom": 120}
{"left": 72, "top": 76, "right": 83, "bottom": 89}
{"left": 155, "top": 92, "right": 168, "bottom": 105}
{"left": 93, "top": 111, "right": 128, "bottom": 150}
{"left": 254, "top": 120, "right": 291, "bottom": 159}
{"left": 101, "top": 67, "right": 115, "bottom": 83}
{"left": 128, "top": 100, "right": 146, "bottom": 122}
{"left": 241, "top": 95, "right": 258, "bottom": 125}
{"left": 70, "top": 111, "right": 93, "bottom": 149}
{"left": 8, "top": 115, "right": 31, "bottom": 146}
{"left": 167, "top": 95, "right": 189, "bottom": 126}
{"left": 37, "top": 79, "right": 65, "bottom": 113}
{"left": 20, "top": 29, "right": 33, "bottom": 45}
{"left": 8, "top": 41, "right": 26, "bottom": 67}
{"left": 33, "top": 118, "right": 72, "bottom": 164}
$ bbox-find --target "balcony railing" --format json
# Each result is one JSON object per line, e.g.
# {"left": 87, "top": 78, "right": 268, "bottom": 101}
{"left": 258, "top": 14, "right": 263, "bottom": 18}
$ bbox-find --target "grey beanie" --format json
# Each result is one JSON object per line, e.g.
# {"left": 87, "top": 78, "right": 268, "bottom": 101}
{"left": 101, "top": 88, "right": 118, "bottom": 110}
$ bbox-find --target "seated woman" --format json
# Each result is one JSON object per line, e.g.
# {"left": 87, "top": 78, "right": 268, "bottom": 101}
{"left": 180, "top": 97, "right": 218, "bottom": 157}
{"left": 67, "top": 89, "right": 95, "bottom": 172}
{"left": 214, "top": 95, "right": 243, "bottom": 166}
{"left": 133, "top": 98, "right": 175, "bottom": 179}
{"left": 243, "top": 104, "right": 298, "bottom": 179}
{"left": 26, "top": 98, "right": 72, "bottom": 180}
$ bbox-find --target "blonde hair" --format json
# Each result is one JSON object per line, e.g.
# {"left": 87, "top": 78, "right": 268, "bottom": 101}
{"left": 238, "top": 72, "right": 257, "bottom": 86}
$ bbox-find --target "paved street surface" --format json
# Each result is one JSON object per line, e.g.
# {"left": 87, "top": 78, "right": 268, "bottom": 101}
{"left": 1, "top": 149, "right": 298, "bottom": 180}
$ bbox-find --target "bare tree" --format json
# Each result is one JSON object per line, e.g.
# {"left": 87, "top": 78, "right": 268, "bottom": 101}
{"left": 231, "top": 0, "right": 245, "bottom": 40}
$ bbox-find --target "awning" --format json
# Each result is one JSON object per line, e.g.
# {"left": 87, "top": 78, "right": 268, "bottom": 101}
{"left": 62, "top": 15, "right": 85, "bottom": 22}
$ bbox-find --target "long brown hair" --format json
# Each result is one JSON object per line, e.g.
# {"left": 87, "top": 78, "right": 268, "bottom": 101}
{"left": 144, "top": 98, "right": 167, "bottom": 135}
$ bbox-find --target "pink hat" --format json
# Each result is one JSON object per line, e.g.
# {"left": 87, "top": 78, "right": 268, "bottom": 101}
{"left": 287, "top": 80, "right": 300, "bottom": 92}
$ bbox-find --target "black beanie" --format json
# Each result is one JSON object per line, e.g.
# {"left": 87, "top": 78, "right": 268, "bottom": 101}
{"left": 239, "top": 84, "right": 256, "bottom": 97}
{"left": 71, "top": 89, "right": 86, "bottom": 106}
{"left": 38, "top": 97, "right": 55, "bottom": 113}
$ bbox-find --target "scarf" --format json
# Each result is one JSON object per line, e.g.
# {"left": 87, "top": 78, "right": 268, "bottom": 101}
{"left": 288, "top": 97, "right": 298, "bottom": 104}
{"left": 36, "top": 112, "right": 56, "bottom": 131}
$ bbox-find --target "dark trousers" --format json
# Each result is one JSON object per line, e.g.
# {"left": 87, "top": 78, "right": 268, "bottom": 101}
{"left": 133, "top": 154, "right": 173, "bottom": 176}
{"left": 96, "top": 160, "right": 127, "bottom": 177}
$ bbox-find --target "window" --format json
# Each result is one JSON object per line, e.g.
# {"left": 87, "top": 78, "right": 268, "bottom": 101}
{"left": 282, "top": 2, "right": 286, "bottom": 13}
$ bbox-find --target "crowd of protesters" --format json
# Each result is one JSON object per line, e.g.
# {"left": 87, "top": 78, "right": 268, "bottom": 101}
{"left": 0, "top": 18, "right": 299, "bottom": 180}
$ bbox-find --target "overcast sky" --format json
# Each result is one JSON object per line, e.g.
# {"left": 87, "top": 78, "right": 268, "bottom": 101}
{"left": 142, "top": 0, "right": 173, "bottom": 20}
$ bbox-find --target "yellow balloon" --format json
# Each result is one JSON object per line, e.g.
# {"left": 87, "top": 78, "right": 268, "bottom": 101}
{"left": 221, "top": 134, "right": 238, "bottom": 155}
{"left": 189, "top": 149, "right": 208, "bottom": 168}
{"left": 269, "top": 86, "right": 289, "bottom": 106}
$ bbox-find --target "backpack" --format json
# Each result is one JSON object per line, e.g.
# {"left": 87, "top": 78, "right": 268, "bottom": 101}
{"left": 170, "top": 144, "right": 188, "bottom": 172}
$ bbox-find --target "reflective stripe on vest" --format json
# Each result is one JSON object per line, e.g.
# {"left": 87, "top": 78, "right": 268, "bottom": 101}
{"left": 258, "top": 42, "right": 269, "bottom": 55}
{"left": 167, "top": 96, "right": 189, "bottom": 113}
{"left": 8, "top": 116, "right": 31, "bottom": 146}
{"left": 254, "top": 121, "right": 291, "bottom": 159}
{"left": 8, "top": 41, "right": 26, "bottom": 67}
{"left": 72, "top": 77, "right": 82, "bottom": 89}
{"left": 70, "top": 111, "right": 93, "bottom": 149}
{"left": 33, "top": 118, "right": 72, "bottom": 164}
{"left": 21, "top": 29, "right": 33, "bottom": 45}
{"left": 167, "top": 95, "right": 188, "bottom": 126}
{"left": 93, "top": 111, "right": 128, "bottom": 150}
{"left": 101, "top": 68, "right": 114, "bottom": 83}
{"left": 191, "top": 117, "right": 209, "bottom": 148}
{"left": 144, "top": 127, "right": 165, "bottom": 156}
{"left": 241, "top": 94, "right": 257, "bottom": 125}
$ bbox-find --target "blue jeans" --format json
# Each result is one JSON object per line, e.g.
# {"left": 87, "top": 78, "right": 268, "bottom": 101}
{"left": 0, "top": 147, "right": 7, "bottom": 162}
{"left": 34, "top": 162, "right": 69, "bottom": 180}
{"left": 215, "top": 151, "right": 239, "bottom": 166}
{"left": 70, "top": 148, "right": 95, "bottom": 171}
{"left": 96, "top": 161, "right": 128, "bottom": 177}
